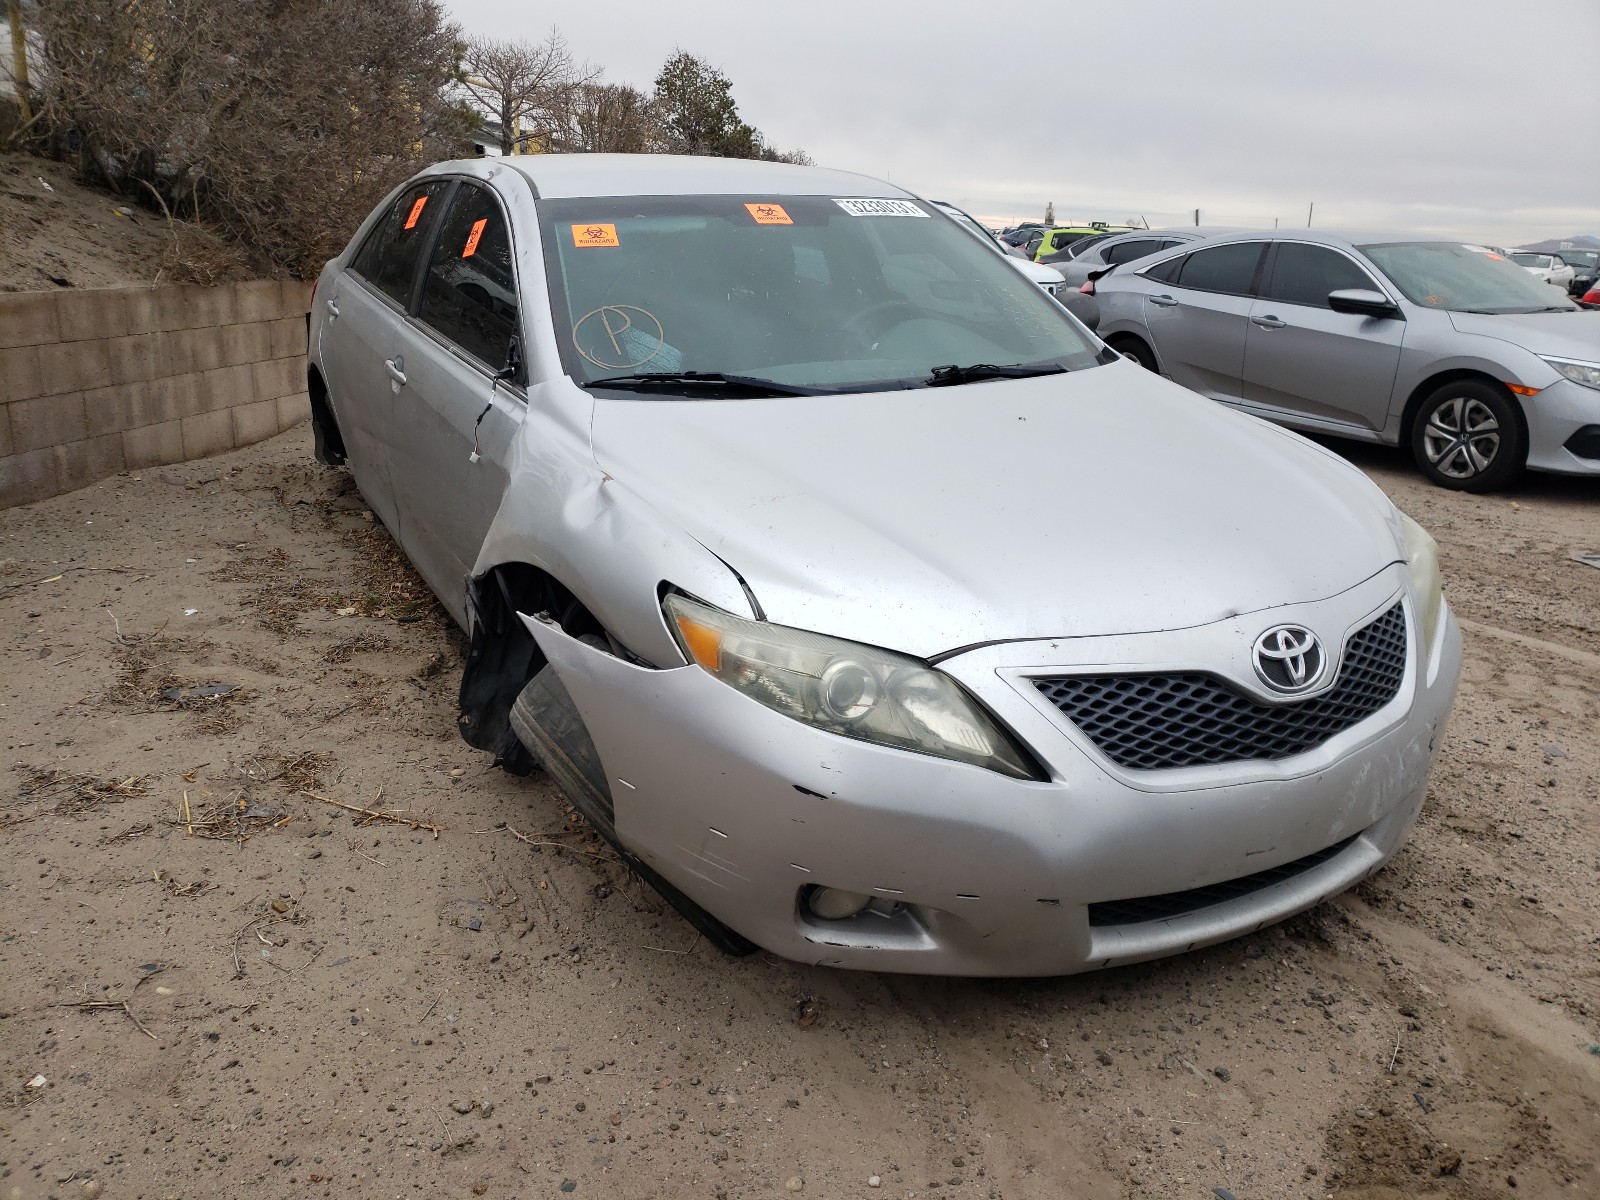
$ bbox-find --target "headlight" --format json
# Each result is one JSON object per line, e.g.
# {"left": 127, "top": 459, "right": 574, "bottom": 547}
{"left": 1540, "top": 355, "right": 1600, "bottom": 391}
{"left": 663, "top": 594, "right": 1038, "bottom": 779}
{"left": 1397, "top": 511, "right": 1443, "bottom": 650}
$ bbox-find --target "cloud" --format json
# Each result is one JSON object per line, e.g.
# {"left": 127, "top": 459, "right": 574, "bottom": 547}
{"left": 446, "top": 0, "right": 1600, "bottom": 242}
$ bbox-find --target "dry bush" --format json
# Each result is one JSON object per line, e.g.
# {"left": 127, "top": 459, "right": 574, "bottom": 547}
{"left": 33, "top": 0, "right": 471, "bottom": 277}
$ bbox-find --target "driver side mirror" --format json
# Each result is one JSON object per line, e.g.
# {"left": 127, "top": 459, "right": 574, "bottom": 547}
{"left": 1327, "top": 288, "right": 1401, "bottom": 318}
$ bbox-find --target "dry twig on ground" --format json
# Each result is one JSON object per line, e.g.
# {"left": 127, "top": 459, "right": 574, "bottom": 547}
{"left": 301, "top": 790, "right": 445, "bottom": 836}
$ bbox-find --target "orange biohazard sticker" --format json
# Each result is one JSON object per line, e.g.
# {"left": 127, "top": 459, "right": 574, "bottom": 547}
{"left": 403, "top": 196, "right": 428, "bottom": 230}
{"left": 462, "top": 217, "right": 488, "bottom": 258}
{"left": 572, "top": 223, "right": 620, "bottom": 248}
{"left": 744, "top": 202, "right": 793, "bottom": 226}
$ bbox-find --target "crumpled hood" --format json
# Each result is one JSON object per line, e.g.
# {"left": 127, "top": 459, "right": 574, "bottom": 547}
{"left": 1447, "top": 309, "right": 1600, "bottom": 360}
{"left": 589, "top": 361, "right": 1403, "bottom": 658}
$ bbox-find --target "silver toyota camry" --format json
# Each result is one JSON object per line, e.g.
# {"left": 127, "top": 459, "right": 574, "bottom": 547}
{"left": 1089, "top": 229, "right": 1600, "bottom": 491}
{"left": 308, "top": 155, "right": 1461, "bottom": 976}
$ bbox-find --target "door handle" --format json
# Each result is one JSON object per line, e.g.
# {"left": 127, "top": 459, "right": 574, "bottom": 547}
{"left": 384, "top": 356, "right": 407, "bottom": 387}
{"left": 1148, "top": 294, "right": 1178, "bottom": 307}
{"left": 325, "top": 297, "right": 340, "bottom": 318}
{"left": 1250, "top": 314, "right": 1286, "bottom": 329}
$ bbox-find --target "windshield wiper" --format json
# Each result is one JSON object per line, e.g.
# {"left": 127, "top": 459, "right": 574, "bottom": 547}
{"left": 925, "top": 363, "right": 1069, "bottom": 386}
{"left": 580, "top": 371, "right": 832, "bottom": 397}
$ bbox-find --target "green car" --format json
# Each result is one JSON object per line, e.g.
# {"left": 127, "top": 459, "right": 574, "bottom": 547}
{"left": 1025, "top": 224, "right": 1136, "bottom": 261}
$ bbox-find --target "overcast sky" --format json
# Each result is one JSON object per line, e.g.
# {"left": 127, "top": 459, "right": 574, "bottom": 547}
{"left": 446, "top": 0, "right": 1600, "bottom": 243}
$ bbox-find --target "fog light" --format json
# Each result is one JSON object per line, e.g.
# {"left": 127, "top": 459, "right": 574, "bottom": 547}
{"left": 806, "top": 887, "right": 871, "bottom": 920}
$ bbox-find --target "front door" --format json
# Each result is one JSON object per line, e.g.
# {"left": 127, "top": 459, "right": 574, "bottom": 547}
{"left": 1240, "top": 242, "right": 1404, "bottom": 433}
{"left": 321, "top": 180, "right": 452, "bottom": 531}
{"left": 385, "top": 181, "right": 525, "bottom": 621}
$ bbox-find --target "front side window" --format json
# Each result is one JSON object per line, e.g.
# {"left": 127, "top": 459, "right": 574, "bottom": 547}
{"left": 1262, "top": 243, "right": 1378, "bottom": 308}
{"left": 1510, "top": 252, "right": 1551, "bottom": 268}
{"left": 1175, "top": 241, "right": 1267, "bottom": 295}
{"left": 1362, "top": 242, "right": 1578, "bottom": 314}
{"left": 350, "top": 181, "right": 451, "bottom": 308}
{"left": 537, "top": 195, "right": 1109, "bottom": 394}
{"left": 418, "top": 184, "right": 519, "bottom": 372}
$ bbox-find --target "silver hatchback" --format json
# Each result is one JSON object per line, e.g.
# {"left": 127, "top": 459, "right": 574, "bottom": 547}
{"left": 308, "top": 157, "right": 1460, "bottom": 975}
{"left": 1093, "top": 230, "right": 1600, "bottom": 490}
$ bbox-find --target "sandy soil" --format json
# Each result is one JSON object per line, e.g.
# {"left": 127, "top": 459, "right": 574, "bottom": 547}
{"left": 2, "top": 426, "right": 1597, "bottom": 1200}
{"left": 0, "top": 152, "right": 259, "bottom": 292}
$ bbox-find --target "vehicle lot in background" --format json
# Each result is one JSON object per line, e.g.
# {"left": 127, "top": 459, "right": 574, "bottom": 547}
{"left": 1511, "top": 250, "right": 1577, "bottom": 291}
{"left": 1045, "top": 226, "right": 1243, "bottom": 286}
{"left": 1094, "top": 230, "right": 1600, "bottom": 490}
{"left": 4, "top": 426, "right": 1595, "bottom": 1199}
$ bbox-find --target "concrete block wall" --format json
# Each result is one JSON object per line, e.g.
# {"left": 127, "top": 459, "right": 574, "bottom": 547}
{"left": 0, "top": 280, "right": 312, "bottom": 508}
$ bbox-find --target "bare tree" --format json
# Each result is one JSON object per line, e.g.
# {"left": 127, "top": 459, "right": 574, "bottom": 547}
{"left": 32, "top": 0, "right": 470, "bottom": 277}
{"left": 459, "top": 30, "right": 592, "bottom": 155}
{"left": 550, "top": 82, "right": 660, "bottom": 154}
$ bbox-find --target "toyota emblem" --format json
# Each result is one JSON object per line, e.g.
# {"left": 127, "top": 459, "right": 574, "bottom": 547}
{"left": 1252, "top": 625, "right": 1325, "bottom": 694}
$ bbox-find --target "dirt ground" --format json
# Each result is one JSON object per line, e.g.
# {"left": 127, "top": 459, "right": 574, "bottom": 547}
{"left": 0, "top": 152, "right": 259, "bottom": 293}
{"left": 2, "top": 425, "right": 1597, "bottom": 1200}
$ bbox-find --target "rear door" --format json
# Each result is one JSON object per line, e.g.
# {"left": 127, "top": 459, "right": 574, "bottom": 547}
{"left": 320, "top": 179, "right": 451, "bottom": 530}
{"left": 1142, "top": 240, "right": 1268, "bottom": 399}
{"left": 1240, "top": 241, "right": 1404, "bottom": 433}
{"left": 385, "top": 180, "right": 525, "bottom": 616}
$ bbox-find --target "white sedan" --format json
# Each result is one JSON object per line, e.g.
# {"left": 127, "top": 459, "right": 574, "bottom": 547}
{"left": 1511, "top": 251, "right": 1576, "bottom": 291}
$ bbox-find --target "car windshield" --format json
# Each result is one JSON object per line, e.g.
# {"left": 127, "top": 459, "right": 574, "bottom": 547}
{"left": 537, "top": 195, "right": 1107, "bottom": 394}
{"left": 1509, "top": 252, "right": 1550, "bottom": 268}
{"left": 1559, "top": 250, "right": 1598, "bottom": 269}
{"left": 1361, "top": 242, "right": 1579, "bottom": 314}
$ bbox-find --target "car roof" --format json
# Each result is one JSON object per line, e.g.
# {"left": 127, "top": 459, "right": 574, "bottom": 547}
{"left": 426, "top": 153, "right": 909, "bottom": 200}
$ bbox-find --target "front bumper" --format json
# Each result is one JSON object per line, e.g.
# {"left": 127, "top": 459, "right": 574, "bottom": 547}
{"left": 525, "top": 567, "right": 1461, "bottom": 976}
{"left": 1525, "top": 377, "right": 1600, "bottom": 475}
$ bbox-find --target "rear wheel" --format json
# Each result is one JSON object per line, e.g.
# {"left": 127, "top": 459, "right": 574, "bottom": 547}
{"left": 1410, "top": 380, "right": 1525, "bottom": 492}
{"left": 1108, "top": 334, "right": 1157, "bottom": 372}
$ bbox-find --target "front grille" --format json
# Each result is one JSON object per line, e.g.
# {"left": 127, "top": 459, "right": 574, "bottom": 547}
{"left": 1087, "top": 834, "right": 1358, "bottom": 926}
{"left": 1034, "top": 602, "right": 1407, "bottom": 770}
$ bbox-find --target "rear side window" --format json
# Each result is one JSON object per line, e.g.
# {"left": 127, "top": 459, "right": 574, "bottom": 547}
{"left": 1263, "top": 243, "right": 1377, "bottom": 308}
{"left": 417, "top": 184, "right": 519, "bottom": 371}
{"left": 350, "top": 181, "right": 451, "bottom": 308}
{"left": 1103, "top": 238, "right": 1162, "bottom": 265}
{"left": 1176, "top": 242, "right": 1266, "bottom": 295}
{"left": 1144, "top": 254, "right": 1184, "bottom": 283}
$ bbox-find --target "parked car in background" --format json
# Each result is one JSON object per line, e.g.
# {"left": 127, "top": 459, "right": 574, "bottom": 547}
{"left": 1555, "top": 248, "right": 1599, "bottom": 297}
{"left": 928, "top": 201, "right": 1065, "bottom": 294}
{"left": 1093, "top": 230, "right": 1600, "bottom": 490}
{"left": 1510, "top": 251, "right": 1576, "bottom": 291}
{"left": 928, "top": 200, "right": 1101, "bottom": 330}
{"left": 1024, "top": 224, "right": 1138, "bottom": 261}
{"left": 1047, "top": 228, "right": 1244, "bottom": 287}
{"left": 308, "top": 155, "right": 1459, "bottom": 976}
{"left": 1037, "top": 230, "right": 1117, "bottom": 264}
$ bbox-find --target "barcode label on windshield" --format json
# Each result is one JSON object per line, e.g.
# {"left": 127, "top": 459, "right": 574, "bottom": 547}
{"left": 833, "top": 198, "right": 929, "bottom": 218}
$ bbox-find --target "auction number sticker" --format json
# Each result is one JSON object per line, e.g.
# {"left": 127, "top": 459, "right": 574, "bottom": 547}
{"left": 572, "top": 223, "right": 620, "bottom": 248}
{"left": 744, "top": 202, "right": 793, "bottom": 225}
{"left": 403, "top": 196, "right": 429, "bottom": 230}
{"left": 833, "top": 198, "right": 929, "bottom": 218}
{"left": 462, "top": 218, "right": 488, "bottom": 258}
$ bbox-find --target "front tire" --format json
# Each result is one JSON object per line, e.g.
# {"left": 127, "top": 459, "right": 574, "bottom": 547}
{"left": 1107, "top": 334, "right": 1158, "bottom": 372}
{"left": 1410, "top": 380, "right": 1525, "bottom": 492}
